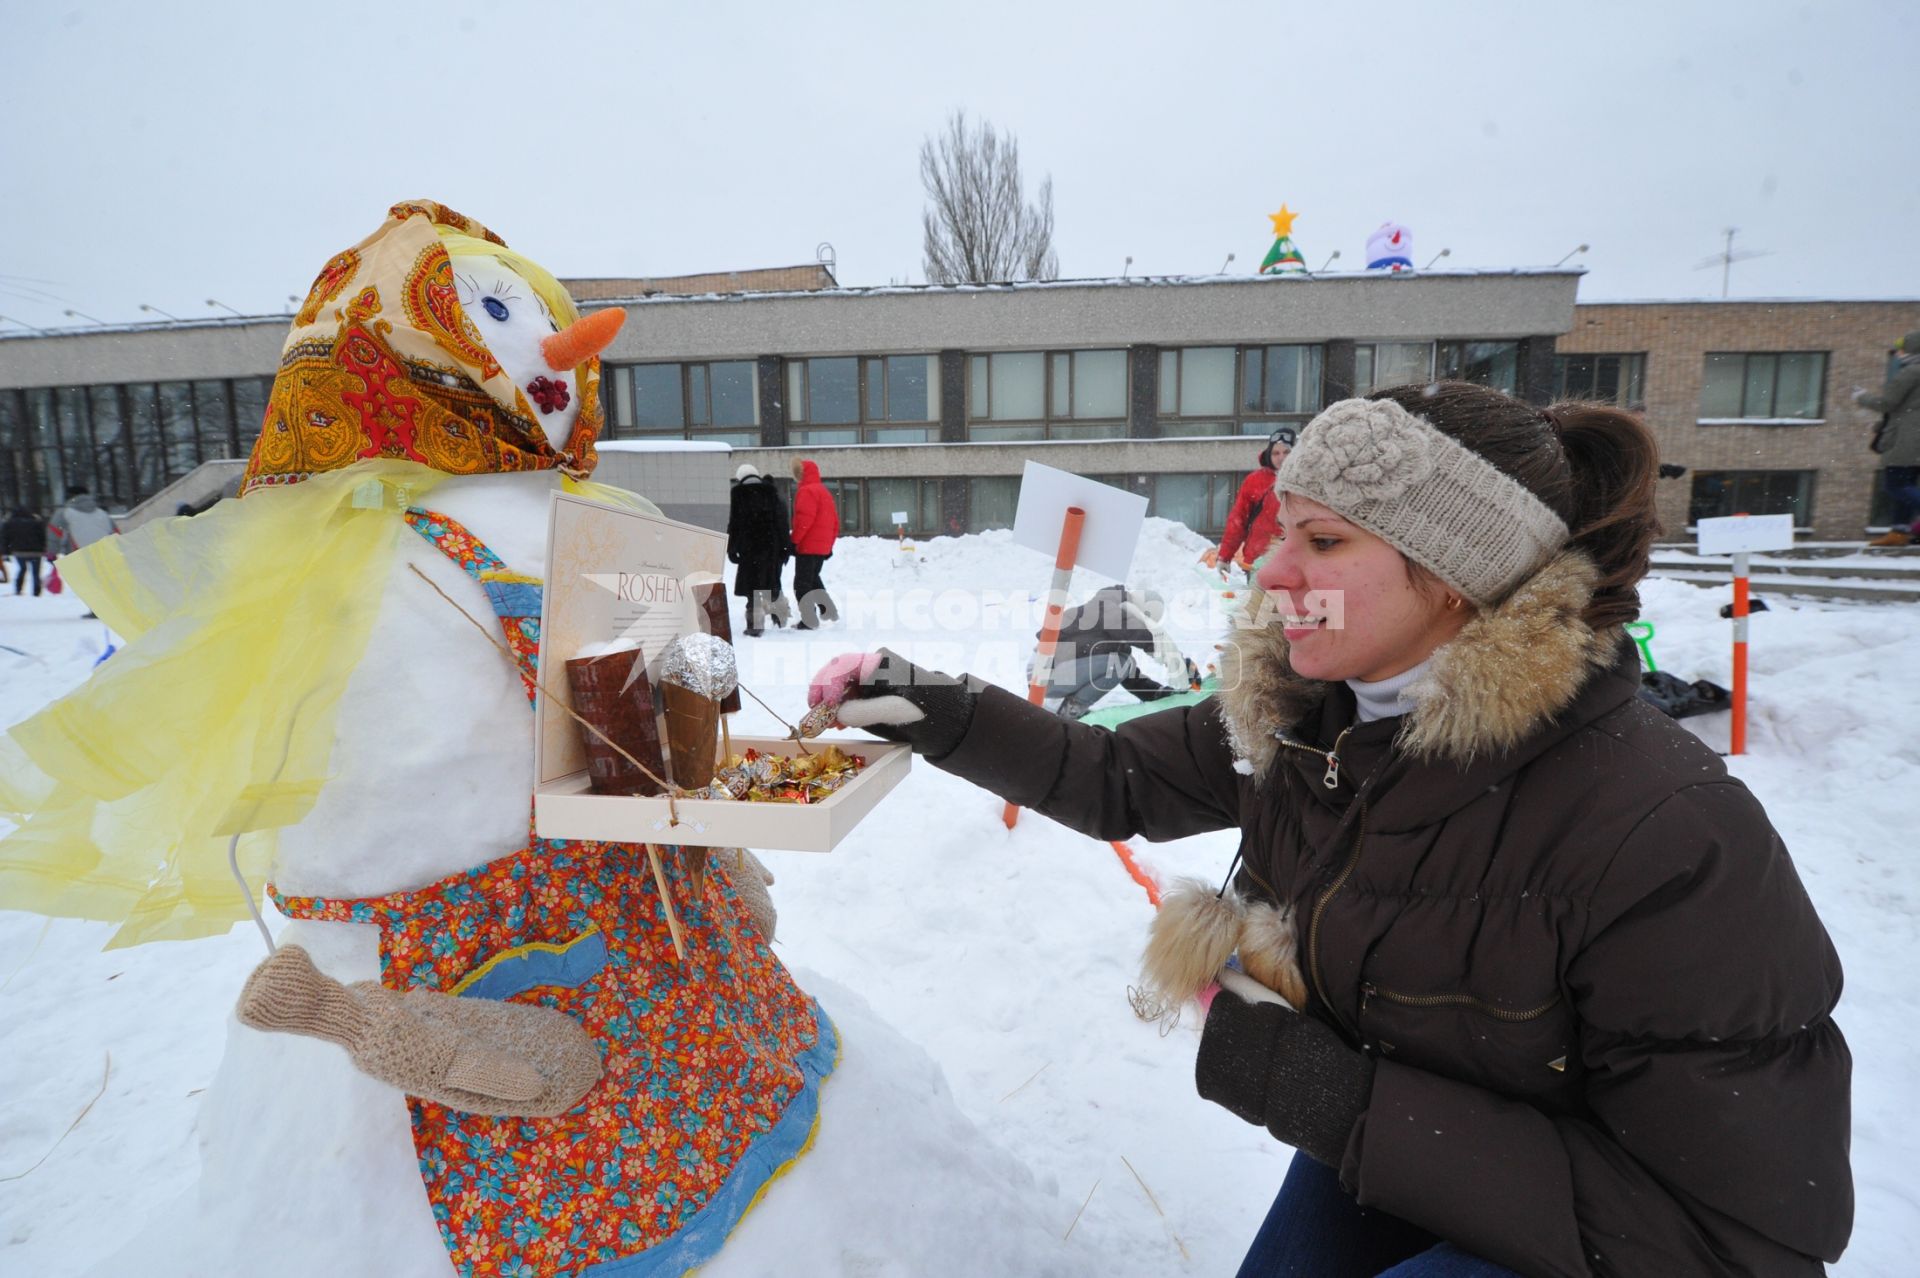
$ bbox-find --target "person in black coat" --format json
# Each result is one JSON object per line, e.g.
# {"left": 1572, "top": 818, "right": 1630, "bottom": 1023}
{"left": 727, "top": 464, "right": 793, "bottom": 636}
{"left": 4, "top": 508, "right": 47, "bottom": 596}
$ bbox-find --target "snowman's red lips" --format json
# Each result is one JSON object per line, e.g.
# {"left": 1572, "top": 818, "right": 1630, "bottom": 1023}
{"left": 527, "top": 376, "right": 570, "bottom": 415}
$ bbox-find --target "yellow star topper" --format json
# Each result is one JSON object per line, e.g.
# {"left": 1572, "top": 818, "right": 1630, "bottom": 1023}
{"left": 1268, "top": 204, "right": 1298, "bottom": 237}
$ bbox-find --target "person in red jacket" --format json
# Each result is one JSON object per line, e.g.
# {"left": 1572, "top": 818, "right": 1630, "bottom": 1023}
{"left": 788, "top": 457, "right": 841, "bottom": 629}
{"left": 1208, "top": 426, "right": 1295, "bottom": 578}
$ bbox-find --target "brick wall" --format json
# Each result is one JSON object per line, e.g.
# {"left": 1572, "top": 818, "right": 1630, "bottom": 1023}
{"left": 1563, "top": 301, "right": 1920, "bottom": 539}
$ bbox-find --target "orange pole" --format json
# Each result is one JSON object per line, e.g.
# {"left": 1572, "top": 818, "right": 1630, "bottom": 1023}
{"left": 1108, "top": 840, "right": 1163, "bottom": 907}
{"left": 1005, "top": 506, "right": 1087, "bottom": 829}
{"left": 1730, "top": 551, "right": 1749, "bottom": 755}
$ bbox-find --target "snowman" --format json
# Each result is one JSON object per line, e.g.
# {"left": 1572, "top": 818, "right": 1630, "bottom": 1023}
{"left": 2, "top": 202, "right": 1076, "bottom": 1277}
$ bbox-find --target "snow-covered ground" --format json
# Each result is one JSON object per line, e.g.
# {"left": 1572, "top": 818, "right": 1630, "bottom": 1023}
{"left": 3, "top": 519, "right": 1917, "bottom": 1275}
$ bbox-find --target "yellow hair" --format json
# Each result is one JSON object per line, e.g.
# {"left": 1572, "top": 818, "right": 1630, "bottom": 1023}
{"left": 436, "top": 230, "right": 580, "bottom": 331}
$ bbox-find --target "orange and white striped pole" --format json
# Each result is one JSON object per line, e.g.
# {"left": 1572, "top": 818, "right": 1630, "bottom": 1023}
{"left": 1005, "top": 506, "right": 1086, "bottom": 829}
{"left": 1730, "top": 549, "right": 1750, "bottom": 755}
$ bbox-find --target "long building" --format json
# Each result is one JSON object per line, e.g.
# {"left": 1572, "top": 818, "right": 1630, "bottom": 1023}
{"left": 2, "top": 270, "right": 1912, "bottom": 544}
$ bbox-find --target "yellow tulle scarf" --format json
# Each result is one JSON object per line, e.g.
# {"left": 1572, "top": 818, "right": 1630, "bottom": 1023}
{"left": 0, "top": 460, "right": 657, "bottom": 949}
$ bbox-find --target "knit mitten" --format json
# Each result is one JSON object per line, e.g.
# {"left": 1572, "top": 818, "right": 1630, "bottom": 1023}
{"left": 236, "top": 944, "right": 602, "bottom": 1117}
{"left": 718, "top": 847, "right": 778, "bottom": 941}
{"left": 1195, "top": 971, "right": 1375, "bottom": 1167}
{"left": 809, "top": 648, "right": 980, "bottom": 760}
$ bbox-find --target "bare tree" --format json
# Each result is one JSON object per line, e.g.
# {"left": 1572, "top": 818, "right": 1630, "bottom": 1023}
{"left": 919, "top": 111, "right": 1059, "bottom": 285}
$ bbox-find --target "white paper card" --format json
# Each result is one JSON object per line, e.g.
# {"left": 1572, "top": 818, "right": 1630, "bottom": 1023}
{"left": 1010, "top": 461, "right": 1147, "bottom": 580}
{"left": 1696, "top": 513, "right": 1796, "bottom": 555}
{"left": 535, "top": 491, "right": 727, "bottom": 789}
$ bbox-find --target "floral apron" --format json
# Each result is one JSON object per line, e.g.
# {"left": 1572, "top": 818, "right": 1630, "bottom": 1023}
{"left": 272, "top": 509, "right": 836, "bottom": 1278}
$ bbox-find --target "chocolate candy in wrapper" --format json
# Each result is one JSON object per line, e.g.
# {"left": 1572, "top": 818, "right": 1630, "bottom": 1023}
{"left": 797, "top": 700, "right": 841, "bottom": 740}
{"left": 659, "top": 633, "right": 738, "bottom": 701}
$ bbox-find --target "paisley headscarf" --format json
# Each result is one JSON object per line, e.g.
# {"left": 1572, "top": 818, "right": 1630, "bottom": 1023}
{"left": 241, "top": 200, "right": 604, "bottom": 494}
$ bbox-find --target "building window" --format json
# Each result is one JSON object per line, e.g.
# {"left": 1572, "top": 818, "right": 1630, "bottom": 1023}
{"left": 1147, "top": 472, "right": 1242, "bottom": 538}
{"left": 1688, "top": 470, "right": 1815, "bottom": 527}
{"left": 1699, "top": 352, "right": 1826, "bottom": 423}
{"left": 1554, "top": 353, "right": 1645, "bottom": 406}
{"left": 606, "top": 361, "right": 759, "bottom": 446}
{"left": 1353, "top": 342, "right": 1434, "bottom": 394}
{"left": 1435, "top": 341, "right": 1519, "bottom": 393}
{"left": 967, "top": 350, "right": 1126, "bottom": 442}
{"left": 865, "top": 476, "right": 943, "bottom": 537}
{"left": 788, "top": 355, "right": 940, "bottom": 444}
{"left": 967, "top": 475, "right": 1022, "bottom": 531}
{"left": 1242, "top": 345, "right": 1324, "bottom": 417}
{"left": 1159, "top": 346, "right": 1322, "bottom": 437}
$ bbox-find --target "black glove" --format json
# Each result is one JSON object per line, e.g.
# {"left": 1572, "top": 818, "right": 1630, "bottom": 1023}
{"left": 825, "top": 648, "right": 983, "bottom": 761}
{"left": 1196, "top": 971, "right": 1376, "bottom": 1167}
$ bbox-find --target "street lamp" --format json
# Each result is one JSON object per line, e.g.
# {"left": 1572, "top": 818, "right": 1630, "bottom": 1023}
{"left": 1218, "top": 252, "right": 1235, "bottom": 274}
{"left": 0, "top": 314, "right": 48, "bottom": 334}
{"left": 139, "top": 303, "right": 181, "bottom": 321}
{"left": 63, "top": 309, "right": 106, "bottom": 325}
{"left": 1122, "top": 255, "right": 1134, "bottom": 280}
{"left": 206, "top": 298, "right": 244, "bottom": 317}
{"left": 1555, "top": 244, "right": 1590, "bottom": 267}
{"left": 1422, "top": 248, "right": 1452, "bottom": 270}
{"left": 1317, "top": 249, "right": 1341, "bottom": 272}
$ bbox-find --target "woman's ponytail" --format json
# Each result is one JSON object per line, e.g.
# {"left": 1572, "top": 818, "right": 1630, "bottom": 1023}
{"left": 1547, "top": 403, "right": 1661, "bottom": 630}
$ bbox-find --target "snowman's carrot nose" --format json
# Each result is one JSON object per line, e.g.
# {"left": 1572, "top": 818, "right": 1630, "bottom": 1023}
{"left": 542, "top": 307, "right": 626, "bottom": 371}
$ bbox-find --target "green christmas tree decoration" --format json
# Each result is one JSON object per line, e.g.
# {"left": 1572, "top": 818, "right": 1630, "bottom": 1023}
{"left": 1259, "top": 204, "right": 1307, "bottom": 275}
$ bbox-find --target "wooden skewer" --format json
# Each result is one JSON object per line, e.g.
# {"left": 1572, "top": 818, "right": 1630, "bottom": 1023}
{"left": 737, "top": 681, "right": 810, "bottom": 755}
{"left": 644, "top": 843, "right": 688, "bottom": 962}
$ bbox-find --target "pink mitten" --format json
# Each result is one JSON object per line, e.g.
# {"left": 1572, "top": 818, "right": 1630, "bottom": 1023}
{"left": 808, "top": 651, "right": 882, "bottom": 708}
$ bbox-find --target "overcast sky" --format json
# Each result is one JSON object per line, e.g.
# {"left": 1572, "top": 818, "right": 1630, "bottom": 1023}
{"left": 1, "top": 0, "right": 1915, "bottom": 330}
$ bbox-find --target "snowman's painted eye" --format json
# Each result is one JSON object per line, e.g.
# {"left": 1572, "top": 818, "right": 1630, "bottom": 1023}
{"left": 481, "top": 296, "right": 510, "bottom": 322}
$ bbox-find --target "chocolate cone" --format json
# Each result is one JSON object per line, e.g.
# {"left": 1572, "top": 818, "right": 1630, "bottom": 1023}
{"left": 661, "top": 681, "right": 721, "bottom": 789}
{"left": 566, "top": 649, "right": 667, "bottom": 796}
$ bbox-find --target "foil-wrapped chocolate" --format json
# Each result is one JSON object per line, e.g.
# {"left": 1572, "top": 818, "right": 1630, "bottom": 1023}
{"left": 658, "top": 633, "right": 738, "bottom": 701}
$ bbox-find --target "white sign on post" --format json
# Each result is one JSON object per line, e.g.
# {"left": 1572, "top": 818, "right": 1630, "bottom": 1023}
{"left": 1696, "top": 513, "right": 1796, "bottom": 556}
{"left": 1010, "top": 461, "right": 1148, "bottom": 580}
{"left": 890, "top": 510, "right": 910, "bottom": 525}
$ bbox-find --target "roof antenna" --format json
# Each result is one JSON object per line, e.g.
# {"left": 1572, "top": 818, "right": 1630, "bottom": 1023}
{"left": 1693, "top": 228, "right": 1770, "bottom": 298}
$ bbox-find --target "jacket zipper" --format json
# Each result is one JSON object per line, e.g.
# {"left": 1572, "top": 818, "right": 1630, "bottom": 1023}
{"left": 1308, "top": 793, "right": 1368, "bottom": 1034}
{"left": 1360, "top": 983, "right": 1563, "bottom": 1023}
{"left": 1267, "top": 725, "right": 1364, "bottom": 1036}
{"left": 1273, "top": 725, "right": 1355, "bottom": 790}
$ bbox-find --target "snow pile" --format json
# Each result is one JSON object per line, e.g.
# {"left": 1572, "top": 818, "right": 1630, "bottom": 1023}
{"left": 4, "top": 521, "right": 1919, "bottom": 1275}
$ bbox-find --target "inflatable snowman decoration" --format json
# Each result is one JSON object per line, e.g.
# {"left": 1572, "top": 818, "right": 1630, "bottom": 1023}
{"left": 1, "top": 202, "right": 1073, "bottom": 1277}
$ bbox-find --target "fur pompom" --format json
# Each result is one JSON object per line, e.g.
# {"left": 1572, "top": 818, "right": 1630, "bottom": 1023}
{"left": 1237, "top": 899, "right": 1307, "bottom": 1010}
{"left": 1140, "top": 878, "right": 1245, "bottom": 1015}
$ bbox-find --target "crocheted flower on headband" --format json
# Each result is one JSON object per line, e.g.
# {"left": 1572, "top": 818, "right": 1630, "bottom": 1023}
{"left": 1286, "top": 398, "right": 1436, "bottom": 506}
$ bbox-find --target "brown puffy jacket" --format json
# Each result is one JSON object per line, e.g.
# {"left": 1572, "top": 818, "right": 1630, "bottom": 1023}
{"left": 930, "top": 550, "right": 1852, "bottom": 1276}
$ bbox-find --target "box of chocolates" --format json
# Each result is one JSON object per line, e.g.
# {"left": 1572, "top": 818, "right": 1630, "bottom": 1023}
{"left": 532, "top": 490, "right": 911, "bottom": 851}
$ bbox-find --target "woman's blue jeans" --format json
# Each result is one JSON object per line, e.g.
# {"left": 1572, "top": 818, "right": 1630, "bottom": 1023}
{"left": 1884, "top": 465, "right": 1920, "bottom": 530}
{"left": 1235, "top": 1153, "right": 1521, "bottom": 1278}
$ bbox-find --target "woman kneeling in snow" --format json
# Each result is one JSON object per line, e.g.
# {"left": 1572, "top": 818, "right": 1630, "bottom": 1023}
{"left": 811, "top": 382, "right": 1852, "bottom": 1277}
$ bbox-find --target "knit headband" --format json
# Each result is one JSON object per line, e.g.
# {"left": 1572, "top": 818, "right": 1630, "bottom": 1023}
{"left": 1275, "top": 397, "right": 1570, "bottom": 606}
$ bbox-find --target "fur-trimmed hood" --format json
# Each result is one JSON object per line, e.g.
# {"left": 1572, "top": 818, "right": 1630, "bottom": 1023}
{"left": 1216, "top": 549, "right": 1619, "bottom": 774}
